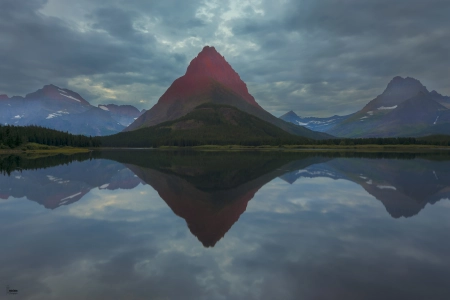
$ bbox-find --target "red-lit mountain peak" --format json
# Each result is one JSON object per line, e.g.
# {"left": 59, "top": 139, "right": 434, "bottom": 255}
{"left": 157, "top": 46, "right": 261, "bottom": 108}
{"left": 183, "top": 46, "right": 260, "bottom": 107}
{"left": 125, "top": 46, "right": 266, "bottom": 130}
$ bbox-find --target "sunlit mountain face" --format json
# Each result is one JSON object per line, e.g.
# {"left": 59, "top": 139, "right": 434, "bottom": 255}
{"left": 2, "top": 151, "right": 450, "bottom": 299}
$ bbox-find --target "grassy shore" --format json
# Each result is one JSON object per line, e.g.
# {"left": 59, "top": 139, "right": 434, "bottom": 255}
{"left": 122, "top": 144, "right": 450, "bottom": 152}
{"left": 0, "top": 143, "right": 91, "bottom": 154}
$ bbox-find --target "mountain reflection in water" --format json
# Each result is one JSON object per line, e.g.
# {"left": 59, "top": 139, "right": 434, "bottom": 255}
{"left": 1, "top": 151, "right": 450, "bottom": 247}
{"left": 2, "top": 150, "right": 450, "bottom": 300}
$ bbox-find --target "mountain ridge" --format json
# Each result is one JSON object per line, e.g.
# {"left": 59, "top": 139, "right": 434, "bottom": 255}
{"left": 281, "top": 76, "right": 450, "bottom": 138}
{"left": 0, "top": 84, "right": 144, "bottom": 136}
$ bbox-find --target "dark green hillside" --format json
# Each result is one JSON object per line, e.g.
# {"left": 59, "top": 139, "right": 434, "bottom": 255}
{"left": 100, "top": 104, "right": 311, "bottom": 147}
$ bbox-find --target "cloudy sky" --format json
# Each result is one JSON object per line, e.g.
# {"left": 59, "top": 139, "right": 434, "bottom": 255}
{"left": 1, "top": 0, "right": 449, "bottom": 117}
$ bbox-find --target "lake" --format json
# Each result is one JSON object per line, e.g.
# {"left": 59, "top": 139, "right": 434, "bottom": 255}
{"left": 1, "top": 150, "right": 450, "bottom": 300}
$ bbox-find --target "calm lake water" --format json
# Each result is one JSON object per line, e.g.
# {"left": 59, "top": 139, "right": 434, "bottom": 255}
{"left": 1, "top": 150, "right": 450, "bottom": 300}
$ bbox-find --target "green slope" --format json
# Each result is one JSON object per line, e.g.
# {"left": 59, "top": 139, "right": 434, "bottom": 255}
{"left": 100, "top": 104, "right": 312, "bottom": 147}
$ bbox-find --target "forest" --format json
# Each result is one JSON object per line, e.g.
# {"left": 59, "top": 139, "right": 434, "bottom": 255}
{"left": 1, "top": 124, "right": 450, "bottom": 149}
{"left": 0, "top": 125, "right": 101, "bottom": 149}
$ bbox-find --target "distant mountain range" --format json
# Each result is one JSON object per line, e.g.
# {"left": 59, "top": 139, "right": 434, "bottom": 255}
{"left": 125, "top": 46, "right": 330, "bottom": 140}
{"left": 0, "top": 84, "right": 144, "bottom": 136}
{"left": 281, "top": 76, "right": 450, "bottom": 137}
{"left": 3, "top": 48, "right": 449, "bottom": 140}
{"left": 279, "top": 111, "right": 351, "bottom": 132}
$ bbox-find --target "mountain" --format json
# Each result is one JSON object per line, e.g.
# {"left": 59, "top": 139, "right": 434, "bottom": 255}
{"left": 98, "top": 104, "right": 145, "bottom": 127}
{"left": 326, "top": 77, "right": 450, "bottom": 137}
{"left": 125, "top": 46, "right": 331, "bottom": 140}
{"left": 100, "top": 103, "right": 311, "bottom": 147}
{"left": 280, "top": 110, "right": 351, "bottom": 132}
{"left": 430, "top": 90, "right": 450, "bottom": 108}
{"left": 0, "top": 84, "right": 143, "bottom": 136}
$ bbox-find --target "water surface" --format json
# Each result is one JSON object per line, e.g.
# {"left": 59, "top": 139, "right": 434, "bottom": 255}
{"left": 1, "top": 151, "right": 450, "bottom": 299}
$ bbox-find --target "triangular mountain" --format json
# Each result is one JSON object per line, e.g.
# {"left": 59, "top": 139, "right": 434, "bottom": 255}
{"left": 125, "top": 46, "right": 331, "bottom": 139}
{"left": 327, "top": 76, "right": 450, "bottom": 137}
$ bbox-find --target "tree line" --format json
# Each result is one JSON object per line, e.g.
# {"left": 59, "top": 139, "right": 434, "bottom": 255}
{"left": 1, "top": 124, "right": 449, "bottom": 149}
{"left": 0, "top": 125, "right": 101, "bottom": 149}
{"left": 311, "top": 136, "right": 450, "bottom": 146}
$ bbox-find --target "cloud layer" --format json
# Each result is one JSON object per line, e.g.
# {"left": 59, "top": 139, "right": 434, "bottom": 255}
{"left": 1, "top": 0, "right": 449, "bottom": 116}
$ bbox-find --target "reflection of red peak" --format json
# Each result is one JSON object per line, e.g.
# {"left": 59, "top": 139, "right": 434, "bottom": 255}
{"left": 0, "top": 193, "right": 9, "bottom": 199}
{"left": 165, "top": 185, "right": 258, "bottom": 248}
{"left": 127, "top": 164, "right": 260, "bottom": 247}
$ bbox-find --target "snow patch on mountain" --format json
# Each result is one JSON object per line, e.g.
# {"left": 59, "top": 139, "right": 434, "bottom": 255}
{"left": 46, "top": 110, "right": 69, "bottom": 119}
{"left": 434, "top": 116, "right": 439, "bottom": 125}
{"left": 377, "top": 185, "right": 397, "bottom": 190}
{"left": 99, "top": 105, "right": 109, "bottom": 111}
{"left": 60, "top": 93, "right": 81, "bottom": 102}
{"left": 377, "top": 105, "right": 397, "bottom": 110}
{"left": 60, "top": 192, "right": 82, "bottom": 202}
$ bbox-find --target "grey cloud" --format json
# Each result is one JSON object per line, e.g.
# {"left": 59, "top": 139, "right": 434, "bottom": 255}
{"left": 91, "top": 7, "right": 141, "bottom": 41}
{"left": 0, "top": 0, "right": 449, "bottom": 115}
{"left": 227, "top": 0, "right": 450, "bottom": 115}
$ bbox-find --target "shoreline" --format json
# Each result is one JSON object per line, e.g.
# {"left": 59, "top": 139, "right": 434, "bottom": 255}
{"left": 93, "top": 144, "right": 450, "bottom": 152}
{"left": 0, "top": 147, "right": 91, "bottom": 155}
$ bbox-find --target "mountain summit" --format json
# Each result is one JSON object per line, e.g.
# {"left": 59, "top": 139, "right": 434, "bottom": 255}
{"left": 363, "top": 76, "right": 429, "bottom": 111}
{"left": 326, "top": 76, "right": 450, "bottom": 137}
{"left": 0, "top": 84, "right": 144, "bottom": 136}
{"left": 125, "top": 46, "right": 330, "bottom": 139}
{"left": 183, "top": 46, "right": 261, "bottom": 108}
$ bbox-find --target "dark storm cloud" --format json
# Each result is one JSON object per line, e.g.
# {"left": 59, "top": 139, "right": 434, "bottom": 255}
{"left": 230, "top": 0, "right": 450, "bottom": 116}
{"left": 0, "top": 0, "right": 185, "bottom": 99}
{"left": 0, "top": 0, "right": 449, "bottom": 115}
